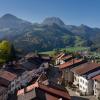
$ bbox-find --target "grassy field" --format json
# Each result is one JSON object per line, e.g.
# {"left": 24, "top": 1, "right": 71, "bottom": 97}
{"left": 40, "top": 47, "right": 89, "bottom": 55}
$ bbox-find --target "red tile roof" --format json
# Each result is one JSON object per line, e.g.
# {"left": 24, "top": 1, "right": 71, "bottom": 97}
{"left": 59, "top": 59, "right": 82, "bottom": 69}
{"left": 92, "top": 75, "right": 100, "bottom": 81}
{"left": 61, "top": 55, "right": 72, "bottom": 60}
{"left": 0, "top": 71, "right": 17, "bottom": 81}
{"left": 38, "top": 83, "right": 71, "bottom": 100}
{"left": 72, "top": 62, "right": 100, "bottom": 75}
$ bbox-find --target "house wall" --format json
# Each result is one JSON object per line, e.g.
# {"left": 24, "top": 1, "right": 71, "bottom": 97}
{"left": 0, "top": 89, "right": 8, "bottom": 100}
{"left": 94, "top": 80, "right": 100, "bottom": 98}
{"left": 60, "top": 60, "right": 65, "bottom": 64}
{"left": 73, "top": 74, "right": 94, "bottom": 95}
{"left": 62, "top": 69, "right": 74, "bottom": 84}
{"left": 56, "top": 59, "right": 60, "bottom": 65}
{"left": 45, "top": 93, "right": 58, "bottom": 100}
{"left": 79, "top": 76, "right": 88, "bottom": 94}
{"left": 56, "top": 59, "right": 65, "bottom": 65}
{"left": 73, "top": 74, "right": 79, "bottom": 86}
{"left": 87, "top": 79, "right": 94, "bottom": 95}
{"left": 78, "top": 76, "right": 93, "bottom": 95}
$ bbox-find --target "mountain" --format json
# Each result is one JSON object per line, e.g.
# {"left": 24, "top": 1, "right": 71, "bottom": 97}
{"left": 0, "top": 13, "right": 32, "bottom": 29}
{"left": 14, "top": 23, "right": 76, "bottom": 53}
{"left": 0, "top": 14, "right": 100, "bottom": 53}
{"left": 0, "top": 14, "right": 32, "bottom": 39}
{"left": 42, "top": 17, "right": 65, "bottom": 26}
{"left": 66, "top": 24, "right": 100, "bottom": 39}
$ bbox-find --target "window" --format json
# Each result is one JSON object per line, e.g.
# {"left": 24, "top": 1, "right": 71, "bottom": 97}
{"left": 83, "top": 87, "right": 85, "bottom": 90}
{"left": 74, "top": 77, "right": 76, "bottom": 80}
{"left": 83, "top": 80, "right": 84, "bottom": 84}
{"left": 11, "top": 84, "right": 14, "bottom": 88}
{"left": 80, "top": 79, "right": 82, "bottom": 82}
{"left": 85, "top": 82, "right": 87, "bottom": 86}
{"left": 79, "top": 85, "right": 82, "bottom": 88}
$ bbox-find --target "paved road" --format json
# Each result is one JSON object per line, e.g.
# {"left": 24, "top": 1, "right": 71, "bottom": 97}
{"left": 66, "top": 87, "right": 97, "bottom": 100}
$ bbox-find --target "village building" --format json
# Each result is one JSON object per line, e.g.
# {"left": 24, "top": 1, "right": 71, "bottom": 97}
{"left": 55, "top": 53, "right": 72, "bottom": 65}
{"left": 92, "top": 74, "right": 100, "bottom": 99}
{"left": 71, "top": 62, "right": 100, "bottom": 95}
{"left": 58, "top": 58, "right": 86, "bottom": 84}
{"left": 0, "top": 70, "right": 17, "bottom": 93}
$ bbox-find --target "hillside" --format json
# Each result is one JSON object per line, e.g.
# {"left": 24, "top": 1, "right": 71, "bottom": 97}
{"left": 0, "top": 14, "right": 99, "bottom": 53}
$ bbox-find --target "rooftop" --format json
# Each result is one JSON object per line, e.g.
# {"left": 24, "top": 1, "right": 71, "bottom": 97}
{"left": 92, "top": 74, "right": 100, "bottom": 81}
{"left": 21, "top": 61, "right": 38, "bottom": 71}
{"left": 38, "top": 83, "right": 71, "bottom": 100}
{"left": 4, "top": 64, "right": 26, "bottom": 76}
{"left": 0, "top": 70, "right": 17, "bottom": 81}
{"left": 59, "top": 58, "right": 83, "bottom": 69}
{"left": 71, "top": 62, "right": 100, "bottom": 75}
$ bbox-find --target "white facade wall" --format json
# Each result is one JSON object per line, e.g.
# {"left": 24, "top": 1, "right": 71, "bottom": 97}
{"left": 73, "top": 74, "right": 79, "bottom": 86}
{"left": 73, "top": 74, "right": 94, "bottom": 95}
{"left": 94, "top": 80, "right": 100, "bottom": 98}
{"left": 79, "top": 76, "right": 88, "bottom": 93}
{"left": 60, "top": 60, "right": 65, "bottom": 64}
{"left": 56, "top": 59, "right": 65, "bottom": 65}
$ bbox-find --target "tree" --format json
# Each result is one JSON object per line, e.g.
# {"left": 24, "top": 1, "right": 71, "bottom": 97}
{"left": 0, "top": 40, "right": 16, "bottom": 64}
{"left": 10, "top": 44, "right": 17, "bottom": 60}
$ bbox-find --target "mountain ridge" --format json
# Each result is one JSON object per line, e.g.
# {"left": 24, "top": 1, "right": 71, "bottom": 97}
{"left": 0, "top": 14, "right": 99, "bottom": 53}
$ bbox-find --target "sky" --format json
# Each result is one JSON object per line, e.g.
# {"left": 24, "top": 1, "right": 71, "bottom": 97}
{"left": 0, "top": 0, "right": 100, "bottom": 27}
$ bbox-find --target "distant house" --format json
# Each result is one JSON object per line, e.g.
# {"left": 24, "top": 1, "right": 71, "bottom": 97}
{"left": 4, "top": 64, "right": 28, "bottom": 88}
{"left": 55, "top": 53, "right": 72, "bottom": 65}
{"left": 71, "top": 62, "right": 100, "bottom": 95}
{"left": 55, "top": 53, "right": 65, "bottom": 65}
{"left": 92, "top": 75, "right": 100, "bottom": 99}
{"left": 0, "top": 70, "right": 17, "bottom": 93}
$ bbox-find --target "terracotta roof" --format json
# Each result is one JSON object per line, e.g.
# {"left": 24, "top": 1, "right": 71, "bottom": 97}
{"left": 0, "top": 71, "right": 17, "bottom": 81}
{"left": 61, "top": 55, "right": 72, "bottom": 60}
{"left": 92, "top": 74, "right": 100, "bottom": 81}
{"left": 72, "top": 62, "right": 100, "bottom": 75}
{"left": 38, "top": 83, "right": 71, "bottom": 100}
{"left": 59, "top": 59, "right": 82, "bottom": 69}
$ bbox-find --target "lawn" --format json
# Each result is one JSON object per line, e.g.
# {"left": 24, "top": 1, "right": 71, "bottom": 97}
{"left": 40, "top": 47, "right": 89, "bottom": 55}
